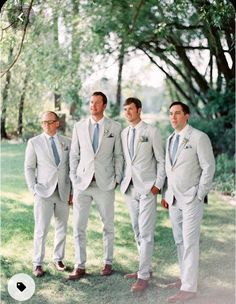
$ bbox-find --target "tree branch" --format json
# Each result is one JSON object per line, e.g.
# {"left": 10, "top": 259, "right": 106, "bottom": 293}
{"left": 130, "top": 0, "right": 145, "bottom": 32}
{"left": 1, "top": 0, "right": 34, "bottom": 78}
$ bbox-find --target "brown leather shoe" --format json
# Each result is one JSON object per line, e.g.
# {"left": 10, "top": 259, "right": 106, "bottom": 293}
{"left": 54, "top": 261, "right": 66, "bottom": 271}
{"left": 100, "top": 264, "right": 113, "bottom": 276}
{"left": 164, "top": 279, "right": 181, "bottom": 290}
{"left": 124, "top": 271, "right": 153, "bottom": 279}
{"left": 167, "top": 291, "right": 196, "bottom": 303}
{"left": 33, "top": 266, "right": 44, "bottom": 277}
{"left": 131, "top": 279, "right": 149, "bottom": 292}
{"left": 68, "top": 268, "right": 86, "bottom": 280}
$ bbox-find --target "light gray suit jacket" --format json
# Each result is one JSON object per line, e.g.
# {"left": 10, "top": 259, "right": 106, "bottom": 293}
{"left": 165, "top": 125, "right": 215, "bottom": 205}
{"left": 120, "top": 121, "right": 166, "bottom": 195}
{"left": 70, "top": 117, "right": 124, "bottom": 191}
{"left": 24, "top": 133, "right": 71, "bottom": 202}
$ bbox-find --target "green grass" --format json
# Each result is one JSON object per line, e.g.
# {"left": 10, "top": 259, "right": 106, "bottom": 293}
{"left": 1, "top": 142, "right": 235, "bottom": 304}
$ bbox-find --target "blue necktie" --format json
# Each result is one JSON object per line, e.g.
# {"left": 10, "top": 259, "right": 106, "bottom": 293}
{"left": 92, "top": 123, "right": 99, "bottom": 153}
{"left": 129, "top": 128, "right": 136, "bottom": 159}
{"left": 50, "top": 137, "right": 60, "bottom": 166}
{"left": 171, "top": 134, "right": 180, "bottom": 164}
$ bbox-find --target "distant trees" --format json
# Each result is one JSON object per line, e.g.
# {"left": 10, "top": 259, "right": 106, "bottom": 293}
{"left": 82, "top": 0, "right": 235, "bottom": 156}
{"left": 1, "top": 0, "right": 234, "bottom": 157}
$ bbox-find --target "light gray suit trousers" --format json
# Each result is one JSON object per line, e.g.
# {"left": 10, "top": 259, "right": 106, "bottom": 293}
{"left": 70, "top": 117, "right": 124, "bottom": 268}
{"left": 121, "top": 121, "right": 165, "bottom": 279}
{"left": 165, "top": 125, "right": 215, "bottom": 292}
{"left": 24, "top": 133, "right": 71, "bottom": 267}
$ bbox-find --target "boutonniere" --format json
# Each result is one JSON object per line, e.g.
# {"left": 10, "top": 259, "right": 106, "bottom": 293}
{"left": 104, "top": 129, "right": 109, "bottom": 136}
{"left": 104, "top": 129, "right": 114, "bottom": 138}
{"left": 183, "top": 138, "right": 189, "bottom": 145}
{"left": 139, "top": 135, "right": 148, "bottom": 142}
{"left": 61, "top": 142, "right": 69, "bottom": 151}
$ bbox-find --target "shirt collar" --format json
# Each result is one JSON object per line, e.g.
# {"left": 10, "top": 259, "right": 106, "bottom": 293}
{"left": 44, "top": 132, "right": 58, "bottom": 140}
{"left": 175, "top": 124, "right": 189, "bottom": 138}
{"left": 90, "top": 116, "right": 105, "bottom": 126}
{"left": 130, "top": 120, "right": 143, "bottom": 130}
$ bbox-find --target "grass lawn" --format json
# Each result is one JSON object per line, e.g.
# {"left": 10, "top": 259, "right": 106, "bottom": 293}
{"left": 1, "top": 142, "right": 235, "bottom": 304}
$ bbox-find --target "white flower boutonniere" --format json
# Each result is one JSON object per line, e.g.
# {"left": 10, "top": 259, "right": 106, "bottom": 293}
{"left": 139, "top": 135, "right": 148, "bottom": 142}
{"left": 104, "top": 129, "right": 109, "bottom": 136}
{"left": 183, "top": 138, "right": 189, "bottom": 145}
{"left": 61, "top": 142, "right": 69, "bottom": 151}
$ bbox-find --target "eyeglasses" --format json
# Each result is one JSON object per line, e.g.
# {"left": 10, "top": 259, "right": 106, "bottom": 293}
{"left": 41, "top": 120, "right": 57, "bottom": 125}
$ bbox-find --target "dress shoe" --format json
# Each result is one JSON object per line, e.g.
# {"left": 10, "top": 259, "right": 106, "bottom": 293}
{"left": 68, "top": 268, "right": 86, "bottom": 280}
{"left": 33, "top": 266, "right": 44, "bottom": 277}
{"left": 164, "top": 279, "right": 181, "bottom": 290}
{"left": 54, "top": 261, "right": 66, "bottom": 271}
{"left": 100, "top": 264, "right": 113, "bottom": 276}
{"left": 131, "top": 278, "right": 149, "bottom": 292}
{"left": 124, "top": 271, "right": 153, "bottom": 279}
{"left": 167, "top": 291, "right": 196, "bottom": 303}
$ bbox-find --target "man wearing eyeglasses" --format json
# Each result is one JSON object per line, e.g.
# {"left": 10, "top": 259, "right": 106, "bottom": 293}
{"left": 24, "top": 111, "right": 72, "bottom": 277}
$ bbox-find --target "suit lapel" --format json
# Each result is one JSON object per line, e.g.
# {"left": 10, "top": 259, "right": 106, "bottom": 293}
{"left": 57, "top": 135, "right": 66, "bottom": 165}
{"left": 133, "top": 122, "right": 147, "bottom": 161}
{"left": 85, "top": 118, "right": 94, "bottom": 153}
{"left": 40, "top": 133, "right": 55, "bottom": 164}
{"left": 123, "top": 127, "right": 131, "bottom": 161}
{"left": 167, "top": 132, "right": 175, "bottom": 165}
{"left": 96, "top": 117, "right": 111, "bottom": 154}
{"left": 173, "top": 125, "right": 193, "bottom": 166}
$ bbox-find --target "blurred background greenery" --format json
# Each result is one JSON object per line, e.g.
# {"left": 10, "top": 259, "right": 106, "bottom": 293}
{"left": 1, "top": 0, "right": 235, "bottom": 191}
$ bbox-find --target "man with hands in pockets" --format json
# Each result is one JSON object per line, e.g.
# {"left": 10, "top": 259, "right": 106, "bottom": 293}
{"left": 120, "top": 97, "right": 165, "bottom": 293}
{"left": 162, "top": 101, "right": 215, "bottom": 303}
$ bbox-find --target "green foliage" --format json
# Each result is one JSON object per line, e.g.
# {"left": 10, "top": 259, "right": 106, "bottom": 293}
{"left": 190, "top": 80, "right": 235, "bottom": 157}
{"left": 213, "top": 153, "right": 235, "bottom": 196}
{"left": 1, "top": 0, "right": 234, "bottom": 161}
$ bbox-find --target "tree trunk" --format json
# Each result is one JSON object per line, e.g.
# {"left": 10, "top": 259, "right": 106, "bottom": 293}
{"left": 17, "top": 75, "right": 28, "bottom": 136}
{"left": 54, "top": 92, "right": 61, "bottom": 111}
{"left": 116, "top": 41, "right": 125, "bottom": 116}
{"left": 53, "top": 10, "right": 61, "bottom": 111}
{"left": 1, "top": 48, "right": 13, "bottom": 139}
{"left": 1, "top": 71, "right": 11, "bottom": 139}
{"left": 69, "top": 0, "right": 81, "bottom": 118}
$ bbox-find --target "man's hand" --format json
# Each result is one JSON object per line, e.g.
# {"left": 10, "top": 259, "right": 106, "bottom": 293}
{"left": 68, "top": 194, "right": 73, "bottom": 206}
{"left": 161, "top": 198, "right": 169, "bottom": 209}
{"left": 151, "top": 185, "right": 160, "bottom": 195}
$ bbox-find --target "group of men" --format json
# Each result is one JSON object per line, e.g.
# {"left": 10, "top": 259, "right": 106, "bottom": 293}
{"left": 24, "top": 91, "right": 215, "bottom": 303}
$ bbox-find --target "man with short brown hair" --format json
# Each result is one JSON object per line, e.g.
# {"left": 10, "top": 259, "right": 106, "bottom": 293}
{"left": 162, "top": 101, "right": 215, "bottom": 303}
{"left": 121, "top": 97, "right": 165, "bottom": 292}
{"left": 69, "top": 92, "right": 123, "bottom": 280}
